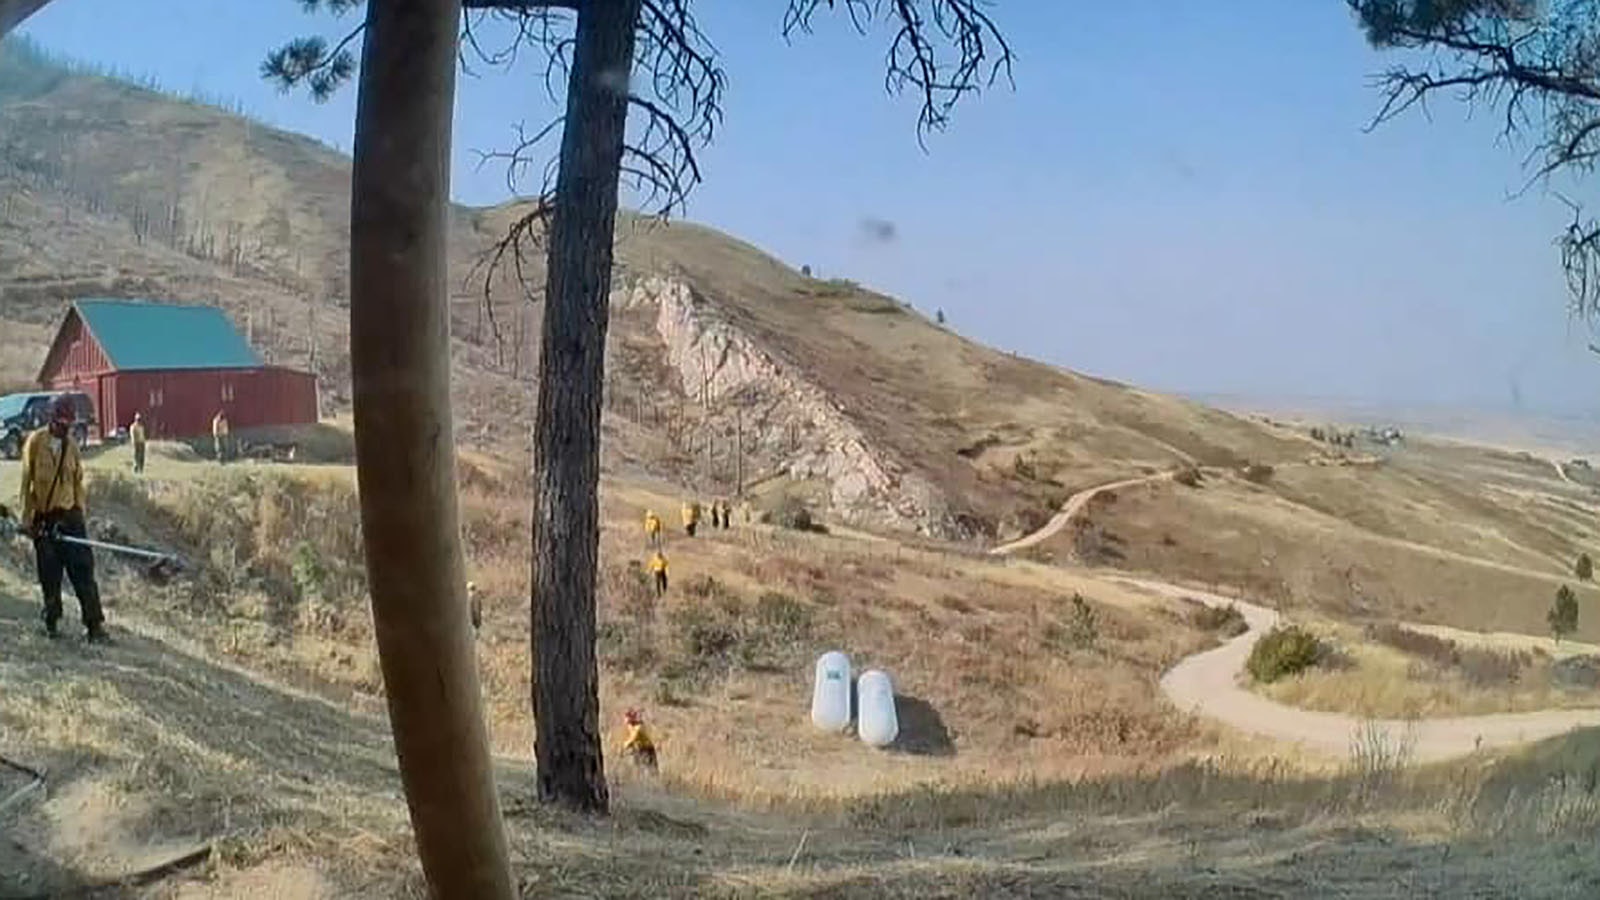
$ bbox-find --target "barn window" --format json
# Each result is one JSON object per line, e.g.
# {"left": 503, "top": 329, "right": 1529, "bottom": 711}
{"left": 148, "top": 389, "right": 164, "bottom": 408}
{"left": 221, "top": 383, "right": 235, "bottom": 403}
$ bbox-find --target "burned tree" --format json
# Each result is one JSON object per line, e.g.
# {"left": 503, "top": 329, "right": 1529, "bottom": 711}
{"left": 273, "top": 0, "right": 1012, "bottom": 815}
{"left": 1350, "top": 0, "right": 1600, "bottom": 316}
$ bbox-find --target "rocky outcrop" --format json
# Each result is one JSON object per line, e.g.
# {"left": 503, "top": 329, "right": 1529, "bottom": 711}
{"left": 623, "top": 275, "right": 963, "bottom": 538}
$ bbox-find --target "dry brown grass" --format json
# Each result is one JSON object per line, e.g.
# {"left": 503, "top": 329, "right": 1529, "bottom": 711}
{"left": 41, "top": 455, "right": 1226, "bottom": 808}
{"left": 11, "top": 456, "right": 1600, "bottom": 895}
{"left": 1078, "top": 465, "right": 1600, "bottom": 642}
{"left": 1255, "top": 617, "right": 1600, "bottom": 718}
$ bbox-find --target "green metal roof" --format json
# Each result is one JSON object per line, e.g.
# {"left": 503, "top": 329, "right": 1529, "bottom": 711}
{"left": 74, "top": 299, "right": 262, "bottom": 371}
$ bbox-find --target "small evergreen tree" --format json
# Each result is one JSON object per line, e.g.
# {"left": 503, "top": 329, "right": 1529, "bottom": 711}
{"left": 1550, "top": 585, "right": 1580, "bottom": 643}
{"left": 1577, "top": 553, "right": 1593, "bottom": 582}
{"left": 936, "top": 308, "right": 946, "bottom": 325}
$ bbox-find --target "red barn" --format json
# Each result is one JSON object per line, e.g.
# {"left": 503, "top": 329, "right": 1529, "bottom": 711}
{"left": 37, "top": 299, "right": 319, "bottom": 440}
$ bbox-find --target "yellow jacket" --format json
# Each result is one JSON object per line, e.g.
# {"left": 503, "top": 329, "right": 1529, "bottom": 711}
{"left": 129, "top": 422, "right": 147, "bottom": 445}
{"left": 19, "top": 428, "right": 86, "bottom": 524}
{"left": 644, "top": 512, "right": 662, "bottom": 535}
{"left": 681, "top": 502, "right": 700, "bottom": 526}
{"left": 648, "top": 553, "right": 668, "bottom": 575}
{"left": 622, "top": 722, "right": 655, "bottom": 753}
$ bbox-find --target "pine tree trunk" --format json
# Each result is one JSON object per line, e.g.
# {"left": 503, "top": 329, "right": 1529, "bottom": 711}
{"left": 347, "top": 1, "right": 513, "bottom": 894}
{"left": 531, "top": 0, "right": 642, "bottom": 813}
{"left": 0, "top": 0, "right": 51, "bottom": 38}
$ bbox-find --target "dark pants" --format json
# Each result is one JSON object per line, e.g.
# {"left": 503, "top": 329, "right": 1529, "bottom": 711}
{"left": 654, "top": 570, "right": 668, "bottom": 596}
{"left": 34, "top": 508, "right": 104, "bottom": 631}
{"left": 685, "top": 521, "right": 697, "bottom": 537}
{"left": 630, "top": 745, "right": 659, "bottom": 771}
{"left": 214, "top": 435, "right": 228, "bottom": 463}
{"left": 133, "top": 442, "right": 146, "bottom": 473}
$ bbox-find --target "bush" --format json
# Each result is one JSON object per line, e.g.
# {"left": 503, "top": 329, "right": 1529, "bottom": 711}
{"left": 1068, "top": 593, "right": 1099, "bottom": 648}
{"left": 1578, "top": 553, "right": 1594, "bottom": 582}
{"left": 1364, "top": 622, "right": 1459, "bottom": 667}
{"left": 1550, "top": 585, "right": 1580, "bottom": 642}
{"left": 1190, "top": 602, "right": 1248, "bottom": 637}
{"left": 1364, "top": 622, "right": 1531, "bottom": 687}
{"left": 1173, "top": 466, "right": 1203, "bottom": 488}
{"left": 1246, "top": 624, "right": 1327, "bottom": 683}
{"left": 766, "top": 495, "right": 822, "bottom": 533}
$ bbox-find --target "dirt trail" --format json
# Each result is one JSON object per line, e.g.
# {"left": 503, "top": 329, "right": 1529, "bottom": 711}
{"left": 990, "top": 470, "right": 1600, "bottom": 761}
{"left": 989, "top": 472, "right": 1173, "bottom": 556}
{"left": 1129, "top": 578, "right": 1600, "bottom": 762}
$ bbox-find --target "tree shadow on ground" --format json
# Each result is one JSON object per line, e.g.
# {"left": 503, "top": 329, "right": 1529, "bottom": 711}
{"left": 890, "top": 693, "right": 956, "bottom": 757}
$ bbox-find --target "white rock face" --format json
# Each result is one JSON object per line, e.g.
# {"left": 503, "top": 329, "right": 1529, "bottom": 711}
{"left": 625, "top": 275, "right": 963, "bottom": 537}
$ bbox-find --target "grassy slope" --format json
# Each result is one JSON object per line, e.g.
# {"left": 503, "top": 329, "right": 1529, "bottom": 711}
{"left": 0, "top": 43, "right": 1317, "bottom": 540}
{"left": 8, "top": 455, "right": 1600, "bottom": 896}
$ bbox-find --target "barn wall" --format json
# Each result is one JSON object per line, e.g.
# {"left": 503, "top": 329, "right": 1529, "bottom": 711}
{"left": 40, "top": 311, "right": 113, "bottom": 385}
{"left": 107, "top": 367, "right": 320, "bottom": 439}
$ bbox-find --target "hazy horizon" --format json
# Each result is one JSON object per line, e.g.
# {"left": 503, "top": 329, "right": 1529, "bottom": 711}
{"left": 14, "top": 1, "right": 1600, "bottom": 419}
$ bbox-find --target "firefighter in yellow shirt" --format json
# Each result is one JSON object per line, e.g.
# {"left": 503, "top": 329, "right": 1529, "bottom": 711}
{"left": 212, "top": 409, "right": 231, "bottom": 464}
{"left": 129, "top": 412, "right": 147, "bottom": 474}
{"left": 19, "top": 397, "right": 108, "bottom": 642}
{"left": 648, "top": 550, "right": 669, "bottom": 597}
{"left": 681, "top": 500, "right": 701, "bottom": 537}
{"left": 643, "top": 509, "right": 663, "bottom": 547}
{"left": 620, "top": 708, "right": 658, "bottom": 771}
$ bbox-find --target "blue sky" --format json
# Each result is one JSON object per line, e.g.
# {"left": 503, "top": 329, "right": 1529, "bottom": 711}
{"left": 18, "top": 0, "right": 1600, "bottom": 416}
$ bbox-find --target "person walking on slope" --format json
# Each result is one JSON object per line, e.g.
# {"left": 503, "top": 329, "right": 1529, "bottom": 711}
{"left": 129, "top": 412, "right": 147, "bottom": 475}
{"left": 681, "top": 499, "right": 701, "bottom": 537}
{"left": 708, "top": 501, "right": 721, "bottom": 530}
{"left": 649, "top": 549, "right": 669, "bottom": 597}
{"left": 644, "top": 509, "right": 663, "bottom": 548}
{"left": 620, "top": 708, "right": 659, "bottom": 772}
{"left": 212, "top": 409, "right": 230, "bottom": 464}
{"left": 19, "top": 397, "right": 109, "bottom": 643}
{"left": 717, "top": 499, "right": 732, "bottom": 531}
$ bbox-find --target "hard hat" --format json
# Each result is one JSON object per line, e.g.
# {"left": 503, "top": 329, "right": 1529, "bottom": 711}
{"left": 624, "top": 708, "right": 642, "bottom": 724}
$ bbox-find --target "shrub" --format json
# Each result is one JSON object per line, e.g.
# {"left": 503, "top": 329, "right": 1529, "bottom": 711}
{"left": 1364, "top": 622, "right": 1531, "bottom": 687}
{"left": 1578, "top": 553, "right": 1594, "bottom": 582}
{"left": 766, "top": 495, "right": 822, "bottom": 533}
{"left": 1550, "top": 585, "right": 1580, "bottom": 642}
{"left": 1068, "top": 593, "right": 1100, "bottom": 648}
{"left": 1457, "top": 647, "right": 1532, "bottom": 688}
{"left": 1364, "top": 622, "right": 1458, "bottom": 668}
{"left": 1173, "top": 466, "right": 1203, "bottom": 488}
{"left": 1246, "top": 624, "right": 1327, "bottom": 683}
{"left": 1190, "top": 602, "right": 1248, "bottom": 637}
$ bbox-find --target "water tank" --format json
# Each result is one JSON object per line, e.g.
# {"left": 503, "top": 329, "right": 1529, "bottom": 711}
{"left": 811, "top": 651, "right": 853, "bottom": 732}
{"left": 856, "top": 669, "right": 899, "bottom": 748}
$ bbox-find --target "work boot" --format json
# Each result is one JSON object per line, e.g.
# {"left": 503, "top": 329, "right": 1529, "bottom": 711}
{"left": 85, "top": 625, "right": 112, "bottom": 646}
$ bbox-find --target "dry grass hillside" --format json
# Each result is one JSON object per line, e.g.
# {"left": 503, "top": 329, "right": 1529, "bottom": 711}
{"left": 9, "top": 450, "right": 1600, "bottom": 896}
{"left": 0, "top": 37, "right": 1317, "bottom": 542}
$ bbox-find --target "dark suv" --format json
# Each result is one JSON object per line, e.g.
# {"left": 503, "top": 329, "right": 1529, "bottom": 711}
{"left": 0, "top": 391, "right": 95, "bottom": 459}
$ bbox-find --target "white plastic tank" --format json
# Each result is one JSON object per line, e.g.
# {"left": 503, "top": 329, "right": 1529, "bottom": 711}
{"left": 811, "top": 651, "right": 853, "bottom": 732}
{"left": 856, "top": 669, "right": 899, "bottom": 748}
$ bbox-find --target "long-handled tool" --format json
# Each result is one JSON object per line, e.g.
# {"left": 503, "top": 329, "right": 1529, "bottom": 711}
{"left": 53, "top": 532, "right": 187, "bottom": 582}
{"left": 0, "top": 504, "right": 185, "bottom": 582}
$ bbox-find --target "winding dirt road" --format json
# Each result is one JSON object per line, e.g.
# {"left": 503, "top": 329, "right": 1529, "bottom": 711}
{"left": 989, "top": 472, "right": 1173, "bottom": 556}
{"left": 1134, "top": 578, "right": 1600, "bottom": 762}
{"left": 990, "top": 472, "right": 1600, "bottom": 761}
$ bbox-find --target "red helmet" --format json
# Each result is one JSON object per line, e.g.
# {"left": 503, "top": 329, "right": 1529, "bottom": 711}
{"left": 623, "top": 708, "right": 643, "bottom": 725}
